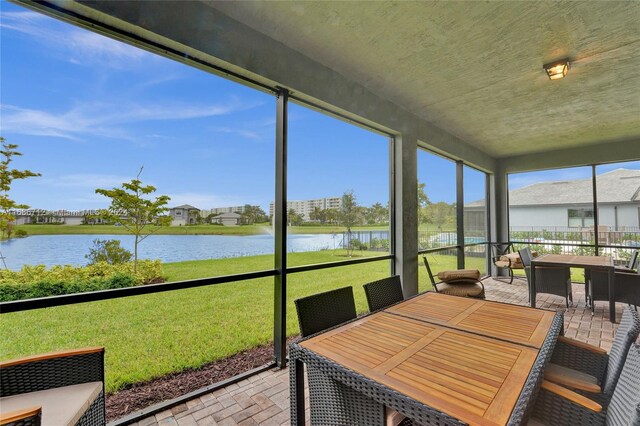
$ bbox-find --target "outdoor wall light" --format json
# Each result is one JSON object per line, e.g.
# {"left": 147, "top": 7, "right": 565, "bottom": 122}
{"left": 543, "top": 58, "right": 570, "bottom": 80}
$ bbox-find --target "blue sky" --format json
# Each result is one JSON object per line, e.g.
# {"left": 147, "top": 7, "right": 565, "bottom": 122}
{"left": 0, "top": 2, "right": 390, "bottom": 212}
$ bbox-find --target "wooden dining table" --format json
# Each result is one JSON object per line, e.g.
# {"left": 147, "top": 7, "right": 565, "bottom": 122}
{"left": 530, "top": 254, "right": 615, "bottom": 322}
{"left": 289, "top": 292, "right": 563, "bottom": 426}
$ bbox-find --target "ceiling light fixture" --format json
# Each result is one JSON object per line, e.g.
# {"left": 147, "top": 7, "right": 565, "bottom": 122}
{"left": 543, "top": 58, "right": 570, "bottom": 80}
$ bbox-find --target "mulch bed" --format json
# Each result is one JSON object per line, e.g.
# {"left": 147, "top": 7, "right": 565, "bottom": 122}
{"left": 106, "top": 339, "right": 294, "bottom": 421}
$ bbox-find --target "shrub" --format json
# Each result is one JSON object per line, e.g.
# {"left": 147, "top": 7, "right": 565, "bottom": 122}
{"left": 85, "top": 239, "right": 132, "bottom": 265}
{"left": 0, "top": 260, "right": 164, "bottom": 301}
{"left": 0, "top": 273, "right": 137, "bottom": 302}
{"left": 348, "top": 238, "right": 368, "bottom": 251}
{"left": 14, "top": 229, "right": 28, "bottom": 238}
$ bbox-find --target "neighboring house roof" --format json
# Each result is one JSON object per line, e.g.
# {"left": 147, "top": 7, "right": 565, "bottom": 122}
{"left": 466, "top": 168, "right": 640, "bottom": 207}
{"left": 171, "top": 204, "right": 200, "bottom": 210}
{"left": 215, "top": 212, "right": 241, "bottom": 219}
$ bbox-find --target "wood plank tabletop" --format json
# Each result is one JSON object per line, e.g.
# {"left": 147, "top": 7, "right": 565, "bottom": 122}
{"left": 532, "top": 254, "right": 613, "bottom": 268}
{"left": 300, "top": 312, "right": 539, "bottom": 426}
{"left": 385, "top": 292, "right": 555, "bottom": 348}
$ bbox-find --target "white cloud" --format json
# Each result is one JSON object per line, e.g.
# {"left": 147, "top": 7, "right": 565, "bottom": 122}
{"left": 213, "top": 127, "right": 261, "bottom": 140}
{"left": 0, "top": 10, "right": 150, "bottom": 68}
{"left": 212, "top": 117, "right": 276, "bottom": 141}
{"left": 39, "top": 174, "right": 136, "bottom": 189}
{"left": 0, "top": 97, "right": 260, "bottom": 140}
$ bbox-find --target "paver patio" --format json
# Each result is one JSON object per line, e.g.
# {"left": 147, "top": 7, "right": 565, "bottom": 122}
{"left": 130, "top": 277, "right": 629, "bottom": 426}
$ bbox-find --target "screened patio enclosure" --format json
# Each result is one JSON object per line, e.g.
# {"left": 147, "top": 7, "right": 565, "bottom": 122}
{"left": 3, "top": 0, "right": 640, "bottom": 423}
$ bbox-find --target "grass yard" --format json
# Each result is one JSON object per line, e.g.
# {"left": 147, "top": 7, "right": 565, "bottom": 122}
{"left": 14, "top": 223, "right": 389, "bottom": 237}
{"left": 0, "top": 249, "right": 451, "bottom": 393}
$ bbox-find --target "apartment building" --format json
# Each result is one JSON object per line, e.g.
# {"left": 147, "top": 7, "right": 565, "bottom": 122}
{"left": 269, "top": 197, "right": 342, "bottom": 221}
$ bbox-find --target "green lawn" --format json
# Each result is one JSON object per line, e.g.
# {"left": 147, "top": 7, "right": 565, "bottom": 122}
{"left": 14, "top": 223, "right": 388, "bottom": 237}
{"left": 0, "top": 249, "right": 447, "bottom": 394}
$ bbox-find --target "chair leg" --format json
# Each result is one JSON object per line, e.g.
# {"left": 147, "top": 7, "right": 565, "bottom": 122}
{"left": 508, "top": 268, "right": 514, "bottom": 284}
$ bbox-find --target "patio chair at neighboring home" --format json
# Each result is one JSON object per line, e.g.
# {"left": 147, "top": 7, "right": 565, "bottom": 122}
{"left": 363, "top": 275, "right": 404, "bottom": 312}
{"left": 588, "top": 268, "right": 640, "bottom": 313}
{"left": 491, "top": 242, "right": 525, "bottom": 284}
{"left": 519, "top": 247, "right": 573, "bottom": 307}
{"left": 294, "top": 286, "right": 357, "bottom": 337}
{"left": 422, "top": 256, "right": 485, "bottom": 299}
{"left": 0, "top": 347, "right": 105, "bottom": 426}
{"left": 544, "top": 306, "right": 640, "bottom": 406}
{"left": 528, "top": 343, "right": 640, "bottom": 426}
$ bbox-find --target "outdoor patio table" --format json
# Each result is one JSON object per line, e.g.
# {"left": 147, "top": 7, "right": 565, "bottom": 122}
{"left": 289, "top": 292, "right": 563, "bottom": 425}
{"left": 530, "top": 254, "right": 615, "bottom": 322}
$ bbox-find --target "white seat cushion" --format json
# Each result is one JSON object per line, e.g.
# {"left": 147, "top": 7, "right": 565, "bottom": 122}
{"left": 0, "top": 382, "right": 102, "bottom": 426}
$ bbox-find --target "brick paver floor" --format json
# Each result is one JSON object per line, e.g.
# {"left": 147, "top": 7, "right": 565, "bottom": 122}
{"left": 130, "top": 277, "right": 630, "bottom": 426}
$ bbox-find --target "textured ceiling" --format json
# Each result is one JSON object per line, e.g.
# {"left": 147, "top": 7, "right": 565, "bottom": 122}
{"left": 206, "top": 1, "right": 640, "bottom": 157}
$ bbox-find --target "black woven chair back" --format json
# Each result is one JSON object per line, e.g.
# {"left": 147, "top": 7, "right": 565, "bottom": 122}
{"left": 518, "top": 247, "right": 533, "bottom": 267}
{"left": 603, "top": 307, "right": 640, "bottom": 397}
{"left": 591, "top": 269, "right": 640, "bottom": 308}
{"left": 294, "top": 286, "right": 357, "bottom": 337}
{"left": 363, "top": 275, "right": 404, "bottom": 312}
{"left": 607, "top": 343, "right": 640, "bottom": 426}
{"left": 629, "top": 250, "right": 639, "bottom": 271}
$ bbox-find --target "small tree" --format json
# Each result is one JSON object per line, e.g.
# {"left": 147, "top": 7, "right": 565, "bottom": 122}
{"left": 427, "top": 201, "right": 455, "bottom": 231}
{"left": 188, "top": 209, "right": 202, "bottom": 225}
{"left": 417, "top": 182, "right": 431, "bottom": 225}
{"left": 367, "top": 202, "right": 388, "bottom": 225}
{"left": 287, "top": 208, "right": 304, "bottom": 226}
{"left": 0, "top": 137, "right": 41, "bottom": 239}
{"left": 325, "top": 208, "right": 338, "bottom": 225}
{"left": 240, "top": 205, "right": 268, "bottom": 225}
{"left": 85, "top": 239, "right": 133, "bottom": 265}
{"left": 309, "top": 206, "right": 324, "bottom": 224}
{"left": 339, "top": 190, "right": 359, "bottom": 256}
{"left": 95, "top": 167, "right": 170, "bottom": 272}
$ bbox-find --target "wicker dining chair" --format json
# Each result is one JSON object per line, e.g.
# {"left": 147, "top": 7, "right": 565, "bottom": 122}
{"left": 528, "top": 343, "right": 640, "bottom": 426}
{"left": 588, "top": 268, "right": 640, "bottom": 313}
{"left": 294, "top": 286, "right": 357, "bottom": 337}
{"left": 294, "top": 287, "right": 392, "bottom": 425}
{"left": 616, "top": 249, "right": 639, "bottom": 272}
{"left": 545, "top": 306, "right": 640, "bottom": 406}
{"left": 0, "top": 347, "right": 105, "bottom": 426}
{"left": 363, "top": 275, "right": 404, "bottom": 312}
{"left": 519, "top": 247, "right": 573, "bottom": 307}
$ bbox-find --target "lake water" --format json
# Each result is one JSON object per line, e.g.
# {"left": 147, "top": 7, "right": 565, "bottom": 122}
{"left": 0, "top": 233, "right": 346, "bottom": 270}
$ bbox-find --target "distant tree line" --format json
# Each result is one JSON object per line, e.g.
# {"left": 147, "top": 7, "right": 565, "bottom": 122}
{"left": 301, "top": 199, "right": 389, "bottom": 227}
{"left": 417, "top": 182, "right": 456, "bottom": 230}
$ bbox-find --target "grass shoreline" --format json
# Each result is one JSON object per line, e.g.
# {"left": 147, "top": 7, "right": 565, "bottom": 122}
{"left": 13, "top": 223, "right": 390, "bottom": 237}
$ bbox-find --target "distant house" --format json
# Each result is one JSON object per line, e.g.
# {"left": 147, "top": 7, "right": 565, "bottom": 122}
{"left": 211, "top": 212, "right": 241, "bottom": 226}
{"left": 465, "top": 169, "right": 640, "bottom": 230}
{"left": 169, "top": 204, "right": 200, "bottom": 226}
{"left": 11, "top": 209, "right": 106, "bottom": 225}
